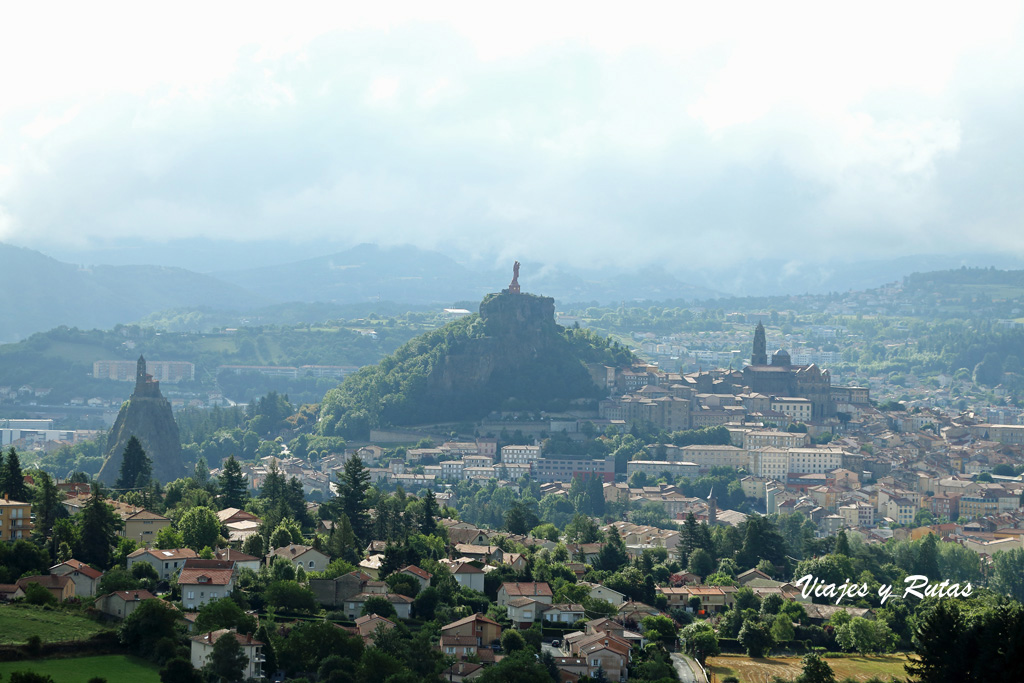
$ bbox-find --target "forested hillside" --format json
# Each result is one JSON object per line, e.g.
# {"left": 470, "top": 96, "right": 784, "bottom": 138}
{"left": 319, "top": 293, "right": 634, "bottom": 439}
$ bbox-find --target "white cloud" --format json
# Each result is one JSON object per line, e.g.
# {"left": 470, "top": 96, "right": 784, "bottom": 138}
{"left": 0, "top": 1, "right": 1022, "bottom": 270}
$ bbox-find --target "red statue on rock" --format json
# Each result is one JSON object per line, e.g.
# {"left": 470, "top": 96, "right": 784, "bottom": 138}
{"left": 508, "top": 260, "right": 521, "bottom": 294}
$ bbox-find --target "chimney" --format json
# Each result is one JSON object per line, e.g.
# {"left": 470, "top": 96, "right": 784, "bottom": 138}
{"left": 246, "top": 632, "right": 252, "bottom": 644}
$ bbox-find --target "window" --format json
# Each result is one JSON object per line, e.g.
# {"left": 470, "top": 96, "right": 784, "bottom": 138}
{"left": 187, "top": 591, "right": 194, "bottom": 599}
{"left": 309, "top": 561, "right": 314, "bottom": 568}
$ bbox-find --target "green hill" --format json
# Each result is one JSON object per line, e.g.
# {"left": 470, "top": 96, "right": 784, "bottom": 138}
{"left": 318, "top": 291, "right": 633, "bottom": 438}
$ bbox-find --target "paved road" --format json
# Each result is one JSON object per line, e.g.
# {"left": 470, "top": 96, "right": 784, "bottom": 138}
{"left": 541, "top": 642, "right": 566, "bottom": 659}
{"left": 670, "top": 653, "right": 705, "bottom": 683}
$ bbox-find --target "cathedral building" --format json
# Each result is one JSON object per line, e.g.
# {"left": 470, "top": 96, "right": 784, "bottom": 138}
{"left": 741, "top": 322, "right": 835, "bottom": 419}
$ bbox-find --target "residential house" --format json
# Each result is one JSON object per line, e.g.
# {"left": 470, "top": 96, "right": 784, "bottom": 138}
{"left": 0, "top": 497, "right": 33, "bottom": 541}
{"left": 212, "top": 549, "right": 261, "bottom": 574}
{"left": 49, "top": 559, "right": 102, "bottom": 597}
{"left": 121, "top": 510, "right": 171, "bottom": 548}
{"left": 267, "top": 544, "right": 330, "bottom": 572}
{"left": 581, "top": 583, "right": 626, "bottom": 607}
{"left": 354, "top": 613, "right": 396, "bottom": 646}
{"left": 440, "top": 613, "right": 502, "bottom": 648}
{"left": 341, "top": 592, "right": 413, "bottom": 621}
{"left": 449, "top": 562, "right": 485, "bottom": 593}
{"left": 310, "top": 571, "right": 383, "bottom": 608}
{"left": 127, "top": 547, "right": 198, "bottom": 581}
{"left": 179, "top": 560, "right": 236, "bottom": 611}
{"left": 541, "top": 603, "right": 586, "bottom": 625}
{"left": 507, "top": 597, "right": 545, "bottom": 628}
{"left": 15, "top": 575, "right": 74, "bottom": 602}
{"left": 399, "top": 565, "right": 432, "bottom": 592}
{"left": 190, "top": 629, "right": 264, "bottom": 680}
{"left": 454, "top": 544, "right": 503, "bottom": 564}
{"left": 95, "top": 589, "right": 158, "bottom": 619}
{"left": 497, "top": 582, "right": 553, "bottom": 607}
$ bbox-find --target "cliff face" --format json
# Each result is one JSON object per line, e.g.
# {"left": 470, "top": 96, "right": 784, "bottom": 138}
{"left": 98, "top": 358, "right": 186, "bottom": 485}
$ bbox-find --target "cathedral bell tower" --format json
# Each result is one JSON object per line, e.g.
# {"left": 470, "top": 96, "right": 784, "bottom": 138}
{"left": 752, "top": 321, "right": 767, "bottom": 366}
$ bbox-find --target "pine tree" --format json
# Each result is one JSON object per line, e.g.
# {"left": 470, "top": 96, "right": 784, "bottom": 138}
{"left": 835, "top": 529, "right": 851, "bottom": 556}
{"left": 338, "top": 455, "right": 370, "bottom": 544}
{"left": 218, "top": 455, "right": 248, "bottom": 509}
{"left": 76, "top": 486, "right": 120, "bottom": 569}
{"left": 32, "top": 470, "right": 63, "bottom": 542}
{"left": 116, "top": 437, "right": 152, "bottom": 490}
{"left": 193, "top": 455, "right": 210, "bottom": 486}
{"left": 0, "top": 447, "right": 29, "bottom": 501}
{"left": 420, "top": 489, "right": 439, "bottom": 536}
{"left": 259, "top": 459, "right": 286, "bottom": 506}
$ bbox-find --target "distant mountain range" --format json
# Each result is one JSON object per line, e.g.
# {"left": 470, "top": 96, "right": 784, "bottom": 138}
{"left": 4, "top": 239, "right": 1024, "bottom": 344}
{"left": 0, "top": 243, "right": 264, "bottom": 343}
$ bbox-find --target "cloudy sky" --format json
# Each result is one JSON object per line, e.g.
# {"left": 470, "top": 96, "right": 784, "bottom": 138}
{"left": 1, "top": 2, "right": 1023, "bottom": 273}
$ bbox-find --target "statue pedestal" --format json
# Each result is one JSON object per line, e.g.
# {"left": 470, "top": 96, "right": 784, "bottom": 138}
{"left": 508, "top": 283, "right": 520, "bottom": 294}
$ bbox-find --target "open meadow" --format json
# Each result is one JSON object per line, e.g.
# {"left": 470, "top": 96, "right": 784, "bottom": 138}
{"left": 706, "top": 653, "right": 913, "bottom": 682}
{"left": 0, "top": 605, "right": 112, "bottom": 645}
{"left": 0, "top": 655, "right": 160, "bottom": 683}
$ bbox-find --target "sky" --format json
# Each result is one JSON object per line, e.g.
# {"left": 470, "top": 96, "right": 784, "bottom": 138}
{"left": 1, "top": 1, "right": 1023, "bottom": 274}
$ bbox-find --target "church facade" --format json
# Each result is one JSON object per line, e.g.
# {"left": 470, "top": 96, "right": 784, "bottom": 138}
{"left": 741, "top": 322, "right": 835, "bottom": 419}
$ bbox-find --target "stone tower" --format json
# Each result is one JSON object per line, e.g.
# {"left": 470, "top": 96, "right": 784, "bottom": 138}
{"left": 98, "top": 355, "right": 185, "bottom": 485}
{"left": 752, "top": 321, "right": 767, "bottom": 366}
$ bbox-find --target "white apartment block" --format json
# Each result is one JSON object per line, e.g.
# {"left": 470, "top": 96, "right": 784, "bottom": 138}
{"left": 744, "top": 430, "right": 811, "bottom": 451}
{"left": 625, "top": 460, "right": 699, "bottom": 479}
{"left": 754, "top": 448, "right": 790, "bottom": 480}
{"left": 670, "top": 445, "right": 749, "bottom": 471}
{"left": 501, "top": 445, "right": 541, "bottom": 465}
{"left": 787, "top": 447, "right": 844, "bottom": 475}
{"left": 440, "top": 460, "right": 465, "bottom": 481}
{"left": 770, "top": 397, "right": 813, "bottom": 422}
{"left": 838, "top": 502, "right": 875, "bottom": 528}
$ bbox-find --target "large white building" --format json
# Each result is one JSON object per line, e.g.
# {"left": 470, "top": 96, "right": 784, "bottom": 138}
{"left": 501, "top": 445, "right": 541, "bottom": 464}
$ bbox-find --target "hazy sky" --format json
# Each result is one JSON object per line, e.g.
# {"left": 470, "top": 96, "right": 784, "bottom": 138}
{"left": 2, "top": 2, "right": 1023, "bottom": 271}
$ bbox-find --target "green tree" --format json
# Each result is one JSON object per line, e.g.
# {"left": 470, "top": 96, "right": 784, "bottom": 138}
{"left": 771, "top": 612, "right": 795, "bottom": 643}
{"left": 116, "top": 436, "right": 153, "bottom": 489}
{"left": 834, "top": 529, "right": 851, "bottom": 556}
{"left": 904, "top": 601, "right": 966, "bottom": 682}
{"left": 265, "top": 580, "right": 317, "bottom": 612}
{"left": 681, "top": 621, "right": 720, "bottom": 664}
{"left": 990, "top": 547, "right": 1024, "bottom": 602}
{"left": 738, "top": 620, "right": 774, "bottom": 658}
{"left": 155, "top": 526, "right": 185, "bottom": 550}
{"left": 361, "top": 596, "right": 398, "bottom": 620}
{"left": 119, "top": 599, "right": 180, "bottom": 658}
{"left": 179, "top": 506, "right": 222, "bottom": 550}
{"left": 337, "top": 455, "right": 371, "bottom": 544}
{"left": 796, "top": 652, "right": 836, "bottom": 683}
{"left": 218, "top": 456, "right": 248, "bottom": 509}
{"left": 420, "top": 488, "right": 439, "bottom": 536}
{"left": 31, "top": 470, "right": 63, "bottom": 545}
{"left": 76, "top": 486, "right": 121, "bottom": 568}
{"left": 500, "top": 629, "right": 526, "bottom": 654}
{"left": 0, "top": 447, "right": 29, "bottom": 502}
{"left": 194, "top": 597, "right": 258, "bottom": 635}
{"left": 160, "top": 658, "right": 204, "bottom": 683}
{"left": 687, "top": 548, "right": 715, "bottom": 577}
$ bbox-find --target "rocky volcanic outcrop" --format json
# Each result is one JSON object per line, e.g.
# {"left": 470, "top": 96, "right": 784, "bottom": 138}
{"left": 97, "top": 356, "right": 186, "bottom": 485}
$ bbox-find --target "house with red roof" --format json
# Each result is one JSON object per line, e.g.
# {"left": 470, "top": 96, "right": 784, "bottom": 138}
{"left": 497, "top": 581, "right": 553, "bottom": 606}
{"left": 178, "top": 559, "right": 236, "bottom": 610}
{"left": 50, "top": 559, "right": 103, "bottom": 597}
{"left": 95, "top": 589, "right": 157, "bottom": 619}
{"left": 127, "top": 547, "right": 198, "bottom": 581}
{"left": 399, "top": 565, "right": 433, "bottom": 591}
{"left": 190, "top": 629, "right": 264, "bottom": 680}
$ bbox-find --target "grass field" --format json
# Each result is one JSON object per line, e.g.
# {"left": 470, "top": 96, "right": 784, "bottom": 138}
{"left": 706, "top": 653, "right": 912, "bottom": 682}
{"left": 0, "top": 605, "right": 112, "bottom": 645}
{"left": 0, "top": 655, "right": 161, "bottom": 683}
